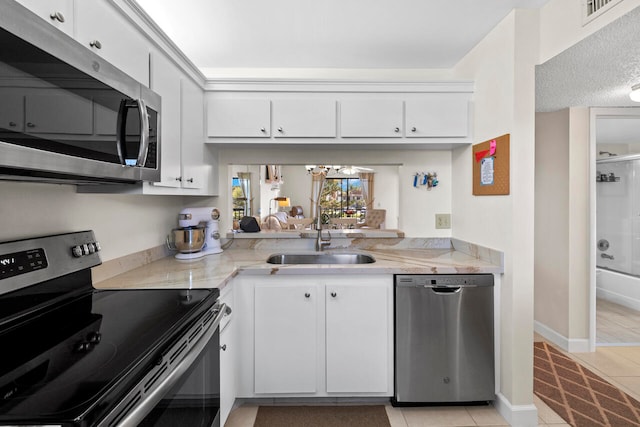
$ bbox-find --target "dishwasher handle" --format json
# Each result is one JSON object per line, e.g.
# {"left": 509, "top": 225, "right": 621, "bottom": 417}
{"left": 430, "top": 286, "right": 461, "bottom": 294}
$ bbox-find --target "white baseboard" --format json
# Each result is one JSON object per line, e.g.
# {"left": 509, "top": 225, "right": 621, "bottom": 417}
{"left": 494, "top": 393, "right": 538, "bottom": 426}
{"left": 534, "top": 320, "right": 590, "bottom": 353}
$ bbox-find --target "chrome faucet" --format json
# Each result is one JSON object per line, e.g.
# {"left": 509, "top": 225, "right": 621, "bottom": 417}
{"left": 315, "top": 207, "right": 331, "bottom": 251}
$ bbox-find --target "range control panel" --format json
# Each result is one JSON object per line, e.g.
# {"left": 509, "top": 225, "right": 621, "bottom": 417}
{"left": 0, "top": 248, "right": 48, "bottom": 280}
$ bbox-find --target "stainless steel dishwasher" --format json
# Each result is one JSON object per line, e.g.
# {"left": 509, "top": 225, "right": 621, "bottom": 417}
{"left": 393, "top": 274, "right": 495, "bottom": 405}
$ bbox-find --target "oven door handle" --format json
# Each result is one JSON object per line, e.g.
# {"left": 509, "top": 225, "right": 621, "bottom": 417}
{"left": 113, "top": 302, "right": 228, "bottom": 427}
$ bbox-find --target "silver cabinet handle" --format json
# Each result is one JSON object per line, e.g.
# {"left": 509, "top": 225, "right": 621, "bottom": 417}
{"left": 277, "top": 127, "right": 283, "bottom": 132}
{"left": 186, "top": 178, "right": 194, "bottom": 183}
{"left": 8, "top": 121, "right": 16, "bottom": 127}
{"left": 411, "top": 127, "right": 417, "bottom": 132}
{"left": 175, "top": 177, "right": 182, "bottom": 182}
{"left": 305, "top": 293, "right": 310, "bottom": 298}
{"left": 50, "top": 11, "right": 65, "bottom": 22}
{"left": 90, "top": 40, "right": 102, "bottom": 49}
{"left": 220, "top": 344, "right": 227, "bottom": 351}
{"left": 330, "top": 292, "right": 337, "bottom": 298}
{"left": 26, "top": 122, "right": 35, "bottom": 128}
{"left": 260, "top": 127, "right": 266, "bottom": 132}
{"left": 394, "top": 127, "right": 400, "bottom": 133}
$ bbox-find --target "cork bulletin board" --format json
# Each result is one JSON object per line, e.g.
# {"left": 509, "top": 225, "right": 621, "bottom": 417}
{"left": 472, "top": 134, "right": 510, "bottom": 195}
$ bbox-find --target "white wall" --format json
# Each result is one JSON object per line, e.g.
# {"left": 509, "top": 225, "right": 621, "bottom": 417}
{"left": 452, "top": 9, "right": 539, "bottom": 421}
{"left": 217, "top": 147, "right": 451, "bottom": 237}
{"left": 0, "top": 181, "right": 196, "bottom": 261}
{"left": 539, "top": 0, "right": 640, "bottom": 64}
{"left": 534, "top": 108, "right": 590, "bottom": 347}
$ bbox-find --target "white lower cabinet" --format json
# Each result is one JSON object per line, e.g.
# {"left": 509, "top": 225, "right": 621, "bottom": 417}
{"left": 254, "top": 283, "right": 319, "bottom": 393}
{"left": 325, "top": 284, "right": 389, "bottom": 393}
{"left": 219, "top": 287, "right": 235, "bottom": 426}
{"left": 236, "top": 274, "right": 393, "bottom": 398}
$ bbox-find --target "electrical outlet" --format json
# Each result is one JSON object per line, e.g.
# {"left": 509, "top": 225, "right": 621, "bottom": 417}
{"left": 435, "top": 213, "right": 451, "bottom": 229}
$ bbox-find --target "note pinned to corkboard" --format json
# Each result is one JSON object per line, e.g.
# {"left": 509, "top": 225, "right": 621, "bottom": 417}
{"left": 472, "top": 134, "right": 510, "bottom": 195}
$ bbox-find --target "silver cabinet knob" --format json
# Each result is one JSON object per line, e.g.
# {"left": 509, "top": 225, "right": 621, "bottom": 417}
{"left": 411, "top": 127, "right": 417, "bottom": 132}
{"left": 26, "top": 122, "right": 35, "bottom": 128}
{"left": 186, "top": 178, "right": 194, "bottom": 183}
{"left": 305, "top": 293, "right": 311, "bottom": 298}
{"left": 394, "top": 127, "right": 400, "bottom": 133}
{"left": 8, "top": 121, "right": 16, "bottom": 127}
{"left": 175, "top": 177, "right": 182, "bottom": 182}
{"left": 277, "top": 127, "right": 283, "bottom": 132}
{"left": 220, "top": 344, "right": 227, "bottom": 351}
{"left": 90, "top": 40, "right": 102, "bottom": 49}
{"left": 50, "top": 11, "right": 65, "bottom": 22}
{"left": 330, "top": 292, "right": 337, "bottom": 298}
{"left": 260, "top": 127, "right": 266, "bottom": 133}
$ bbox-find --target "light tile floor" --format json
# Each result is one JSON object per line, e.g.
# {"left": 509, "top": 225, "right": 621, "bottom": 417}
{"left": 596, "top": 298, "right": 640, "bottom": 345}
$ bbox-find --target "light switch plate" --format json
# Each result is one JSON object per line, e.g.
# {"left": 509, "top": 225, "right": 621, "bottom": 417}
{"left": 435, "top": 213, "right": 451, "bottom": 229}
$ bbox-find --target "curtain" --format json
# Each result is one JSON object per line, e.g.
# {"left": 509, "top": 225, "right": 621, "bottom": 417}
{"left": 310, "top": 170, "right": 327, "bottom": 225}
{"left": 237, "top": 172, "right": 252, "bottom": 216}
{"left": 359, "top": 172, "right": 375, "bottom": 211}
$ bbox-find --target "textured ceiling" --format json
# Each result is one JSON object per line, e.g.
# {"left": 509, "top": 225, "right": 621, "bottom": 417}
{"left": 136, "top": 0, "right": 550, "bottom": 71}
{"left": 536, "top": 6, "right": 640, "bottom": 112}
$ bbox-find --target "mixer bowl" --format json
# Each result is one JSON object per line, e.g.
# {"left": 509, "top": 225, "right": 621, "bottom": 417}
{"left": 169, "top": 226, "right": 206, "bottom": 253}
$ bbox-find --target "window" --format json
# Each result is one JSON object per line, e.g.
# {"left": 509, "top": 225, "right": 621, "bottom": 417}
{"left": 232, "top": 177, "right": 246, "bottom": 220}
{"left": 320, "top": 178, "right": 364, "bottom": 219}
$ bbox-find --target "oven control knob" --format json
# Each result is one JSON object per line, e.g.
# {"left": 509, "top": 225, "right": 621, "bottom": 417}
{"left": 94, "top": 242, "right": 101, "bottom": 252}
{"left": 72, "top": 245, "right": 83, "bottom": 258}
{"left": 88, "top": 243, "right": 96, "bottom": 254}
{"left": 82, "top": 244, "right": 90, "bottom": 255}
{"left": 75, "top": 341, "right": 92, "bottom": 352}
{"left": 87, "top": 331, "right": 101, "bottom": 344}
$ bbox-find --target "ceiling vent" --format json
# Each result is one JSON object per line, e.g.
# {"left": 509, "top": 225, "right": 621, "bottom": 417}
{"left": 584, "top": 0, "right": 624, "bottom": 23}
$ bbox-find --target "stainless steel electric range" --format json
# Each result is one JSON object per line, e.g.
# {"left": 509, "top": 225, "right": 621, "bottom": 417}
{"left": 0, "top": 231, "right": 229, "bottom": 427}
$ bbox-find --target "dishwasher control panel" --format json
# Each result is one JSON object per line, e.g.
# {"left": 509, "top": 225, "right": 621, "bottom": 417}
{"left": 395, "top": 274, "right": 493, "bottom": 288}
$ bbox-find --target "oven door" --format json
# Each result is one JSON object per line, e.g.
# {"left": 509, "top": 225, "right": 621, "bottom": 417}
{"left": 99, "top": 302, "right": 230, "bottom": 427}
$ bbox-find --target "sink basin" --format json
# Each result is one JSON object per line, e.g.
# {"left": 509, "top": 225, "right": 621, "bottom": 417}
{"left": 266, "top": 253, "right": 376, "bottom": 265}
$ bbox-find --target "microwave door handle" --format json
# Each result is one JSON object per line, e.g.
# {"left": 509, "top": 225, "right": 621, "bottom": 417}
{"left": 116, "top": 99, "right": 129, "bottom": 165}
{"left": 135, "top": 98, "right": 150, "bottom": 167}
{"left": 115, "top": 99, "right": 149, "bottom": 167}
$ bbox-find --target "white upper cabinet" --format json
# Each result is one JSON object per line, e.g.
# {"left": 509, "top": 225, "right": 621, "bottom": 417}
{"left": 272, "top": 99, "right": 337, "bottom": 138}
{"left": 75, "top": 1, "right": 150, "bottom": 86}
{"left": 180, "top": 78, "right": 208, "bottom": 190}
{"left": 207, "top": 99, "right": 271, "bottom": 138}
{"left": 15, "top": 0, "right": 74, "bottom": 37}
{"left": 26, "top": 90, "right": 92, "bottom": 135}
{"left": 148, "top": 51, "right": 182, "bottom": 188}
{"left": 340, "top": 99, "right": 404, "bottom": 138}
{"left": 0, "top": 90, "right": 24, "bottom": 132}
{"left": 405, "top": 93, "right": 469, "bottom": 138}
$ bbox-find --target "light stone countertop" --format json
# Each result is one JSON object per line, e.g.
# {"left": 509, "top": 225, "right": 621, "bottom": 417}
{"left": 93, "top": 238, "right": 503, "bottom": 291}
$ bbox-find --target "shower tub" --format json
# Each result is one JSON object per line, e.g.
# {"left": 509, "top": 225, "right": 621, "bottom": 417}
{"left": 596, "top": 268, "right": 640, "bottom": 312}
{"left": 596, "top": 154, "right": 640, "bottom": 312}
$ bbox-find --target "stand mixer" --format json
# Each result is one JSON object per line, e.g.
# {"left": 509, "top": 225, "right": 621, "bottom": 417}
{"left": 169, "top": 207, "right": 223, "bottom": 260}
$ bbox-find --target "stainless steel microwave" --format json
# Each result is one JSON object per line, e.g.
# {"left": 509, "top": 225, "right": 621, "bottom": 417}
{"left": 0, "top": 2, "right": 161, "bottom": 185}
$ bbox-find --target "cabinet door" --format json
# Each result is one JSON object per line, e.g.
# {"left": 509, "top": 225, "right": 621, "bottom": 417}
{"left": 15, "top": 0, "right": 74, "bottom": 37}
{"left": 326, "top": 284, "right": 389, "bottom": 393}
{"left": 405, "top": 94, "right": 469, "bottom": 137}
{"left": 25, "top": 90, "right": 92, "bottom": 135}
{"left": 272, "top": 99, "right": 336, "bottom": 137}
{"left": 75, "top": 1, "right": 150, "bottom": 86}
{"left": 148, "top": 51, "right": 182, "bottom": 187}
{"left": 207, "top": 99, "right": 271, "bottom": 137}
{"left": 254, "top": 284, "right": 318, "bottom": 393}
{"left": 219, "top": 289, "right": 235, "bottom": 426}
{"left": 181, "top": 78, "right": 207, "bottom": 190}
{"left": 340, "top": 99, "right": 403, "bottom": 137}
{"left": 0, "top": 90, "right": 24, "bottom": 132}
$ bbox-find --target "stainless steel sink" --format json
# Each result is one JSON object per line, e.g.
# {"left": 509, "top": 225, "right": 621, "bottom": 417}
{"left": 266, "top": 253, "right": 376, "bottom": 265}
